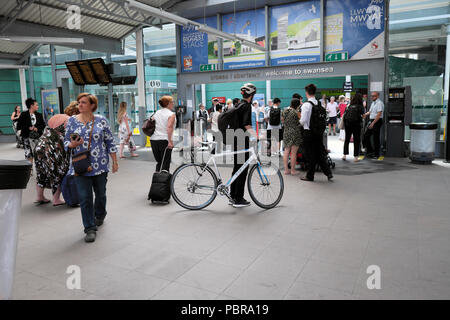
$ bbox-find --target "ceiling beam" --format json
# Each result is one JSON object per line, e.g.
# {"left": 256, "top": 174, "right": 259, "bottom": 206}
{"left": 4, "top": 20, "right": 123, "bottom": 54}
{"left": 0, "top": 0, "right": 36, "bottom": 34}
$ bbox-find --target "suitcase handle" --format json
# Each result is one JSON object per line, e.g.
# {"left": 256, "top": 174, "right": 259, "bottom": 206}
{"left": 159, "top": 147, "right": 170, "bottom": 173}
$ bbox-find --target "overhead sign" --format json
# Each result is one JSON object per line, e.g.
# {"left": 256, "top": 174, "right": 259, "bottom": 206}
{"left": 148, "top": 80, "right": 161, "bottom": 88}
{"left": 325, "top": 52, "right": 348, "bottom": 62}
{"left": 343, "top": 81, "right": 354, "bottom": 92}
{"left": 200, "top": 64, "right": 217, "bottom": 72}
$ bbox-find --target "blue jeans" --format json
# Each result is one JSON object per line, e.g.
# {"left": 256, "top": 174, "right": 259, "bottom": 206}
{"left": 74, "top": 173, "right": 108, "bottom": 233}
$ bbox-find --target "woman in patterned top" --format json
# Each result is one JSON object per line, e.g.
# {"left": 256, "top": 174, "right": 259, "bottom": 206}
{"left": 64, "top": 93, "right": 118, "bottom": 243}
{"left": 34, "top": 114, "right": 71, "bottom": 206}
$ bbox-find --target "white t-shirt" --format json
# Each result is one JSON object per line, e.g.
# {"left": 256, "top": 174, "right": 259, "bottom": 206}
{"left": 369, "top": 99, "right": 384, "bottom": 119}
{"left": 326, "top": 102, "right": 338, "bottom": 117}
{"left": 300, "top": 97, "right": 318, "bottom": 130}
{"left": 151, "top": 108, "right": 175, "bottom": 141}
{"left": 211, "top": 111, "right": 220, "bottom": 132}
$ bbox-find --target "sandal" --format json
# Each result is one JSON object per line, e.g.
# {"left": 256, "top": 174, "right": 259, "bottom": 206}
{"left": 284, "top": 171, "right": 291, "bottom": 175}
{"left": 34, "top": 199, "right": 51, "bottom": 205}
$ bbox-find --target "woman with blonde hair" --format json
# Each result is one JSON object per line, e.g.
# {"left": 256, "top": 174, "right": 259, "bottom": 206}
{"left": 117, "top": 101, "right": 138, "bottom": 158}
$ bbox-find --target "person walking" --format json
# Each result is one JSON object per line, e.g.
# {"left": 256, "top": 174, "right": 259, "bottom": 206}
{"left": 117, "top": 102, "right": 139, "bottom": 159}
{"left": 34, "top": 114, "right": 71, "bottom": 206}
{"left": 11, "top": 105, "right": 23, "bottom": 148}
{"left": 342, "top": 93, "right": 365, "bottom": 162}
{"left": 64, "top": 93, "right": 118, "bottom": 243}
{"left": 338, "top": 95, "right": 347, "bottom": 141}
{"left": 282, "top": 98, "right": 302, "bottom": 175}
{"left": 326, "top": 96, "right": 338, "bottom": 136}
{"left": 196, "top": 103, "right": 209, "bottom": 142}
{"left": 17, "top": 98, "right": 45, "bottom": 168}
{"left": 151, "top": 96, "right": 176, "bottom": 172}
{"left": 300, "top": 84, "right": 333, "bottom": 182}
{"left": 265, "top": 97, "right": 282, "bottom": 157}
{"left": 363, "top": 91, "right": 384, "bottom": 158}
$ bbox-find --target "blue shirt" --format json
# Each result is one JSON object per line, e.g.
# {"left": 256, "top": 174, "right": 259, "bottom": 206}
{"left": 64, "top": 115, "right": 117, "bottom": 176}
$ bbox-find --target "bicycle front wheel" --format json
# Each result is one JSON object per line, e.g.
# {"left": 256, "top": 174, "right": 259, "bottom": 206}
{"left": 247, "top": 162, "right": 284, "bottom": 209}
{"left": 171, "top": 163, "right": 218, "bottom": 210}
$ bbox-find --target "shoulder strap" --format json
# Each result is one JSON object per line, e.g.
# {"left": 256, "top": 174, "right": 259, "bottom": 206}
{"left": 88, "top": 118, "right": 95, "bottom": 151}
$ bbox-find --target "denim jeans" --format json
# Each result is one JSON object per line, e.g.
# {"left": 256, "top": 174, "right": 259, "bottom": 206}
{"left": 74, "top": 173, "right": 108, "bottom": 233}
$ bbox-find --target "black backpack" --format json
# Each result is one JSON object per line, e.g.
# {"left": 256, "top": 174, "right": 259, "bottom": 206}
{"left": 308, "top": 100, "right": 327, "bottom": 135}
{"left": 269, "top": 107, "right": 281, "bottom": 126}
{"left": 218, "top": 105, "right": 240, "bottom": 145}
{"left": 344, "top": 104, "right": 362, "bottom": 124}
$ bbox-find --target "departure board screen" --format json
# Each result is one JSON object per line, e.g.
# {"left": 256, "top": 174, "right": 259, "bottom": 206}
{"left": 65, "top": 61, "right": 85, "bottom": 85}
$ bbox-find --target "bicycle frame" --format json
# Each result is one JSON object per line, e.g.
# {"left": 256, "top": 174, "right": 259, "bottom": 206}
{"left": 195, "top": 145, "right": 270, "bottom": 192}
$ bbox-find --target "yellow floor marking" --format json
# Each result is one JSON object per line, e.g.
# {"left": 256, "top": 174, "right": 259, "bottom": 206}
{"left": 378, "top": 156, "right": 384, "bottom": 161}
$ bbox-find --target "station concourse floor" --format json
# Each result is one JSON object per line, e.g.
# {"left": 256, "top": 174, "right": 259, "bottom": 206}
{"left": 1, "top": 135, "right": 450, "bottom": 300}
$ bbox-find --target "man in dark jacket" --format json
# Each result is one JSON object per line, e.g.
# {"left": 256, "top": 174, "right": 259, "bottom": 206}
{"left": 17, "top": 98, "right": 45, "bottom": 162}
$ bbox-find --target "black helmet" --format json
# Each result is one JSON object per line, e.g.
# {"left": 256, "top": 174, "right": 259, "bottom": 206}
{"left": 240, "top": 83, "right": 257, "bottom": 98}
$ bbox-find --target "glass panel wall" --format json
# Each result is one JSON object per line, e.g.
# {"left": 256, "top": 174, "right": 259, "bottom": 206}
{"left": 389, "top": 0, "right": 449, "bottom": 142}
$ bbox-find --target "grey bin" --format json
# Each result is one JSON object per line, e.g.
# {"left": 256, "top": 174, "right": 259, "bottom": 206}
{"left": 409, "top": 123, "right": 438, "bottom": 164}
{"left": 0, "top": 160, "right": 31, "bottom": 299}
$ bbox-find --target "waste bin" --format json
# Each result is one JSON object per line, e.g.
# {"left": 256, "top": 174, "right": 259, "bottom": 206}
{"left": 409, "top": 123, "right": 438, "bottom": 164}
{"left": 0, "top": 160, "right": 31, "bottom": 300}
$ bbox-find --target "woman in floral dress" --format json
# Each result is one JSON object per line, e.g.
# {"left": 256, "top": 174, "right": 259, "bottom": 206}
{"left": 34, "top": 114, "right": 70, "bottom": 206}
{"left": 281, "top": 98, "right": 302, "bottom": 175}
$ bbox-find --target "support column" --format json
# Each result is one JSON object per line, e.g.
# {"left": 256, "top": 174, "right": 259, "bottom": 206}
{"left": 106, "top": 53, "right": 114, "bottom": 129}
{"left": 19, "top": 68, "right": 27, "bottom": 110}
{"left": 320, "top": 0, "right": 324, "bottom": 61}
{"left": 27, "top": 64, "right": 35, "bottom": 99}
{"left": 201, "top": 84, "right": 206, "bottom": 106}
{"left": 265, "top": 5, "right": 270, "bottom": 66}
{"left": 266, "top": 80, "right": 271, "bottom": 102}
{"left": 136, "top": 27, "right": 147, "bottom": 146}
{"left": 217, "top": 14, "right": 223, "bottom": 70}
{"left": 50, "top": 45, "right": 57, "bottom": 89}
{"left": 444, "top": 24, "right": 450, "bottom": 161}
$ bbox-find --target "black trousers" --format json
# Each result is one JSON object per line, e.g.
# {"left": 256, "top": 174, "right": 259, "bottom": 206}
{"left": 151, "top": 140, "right": 172, "bottom": 172}
{"left": 343, "top": 122, "right": 362, "bottom": 157}
{"left": 303, "top": 131, "right": 332, "bottom": 180}
{"left": 363, "top": 120, "right": 382, "bottom": 157}
{"left": 266, "top": 128, "right": 282, "bottom": 156}
{"left": 231, "top": 136, "right": 249, "bottom": 201}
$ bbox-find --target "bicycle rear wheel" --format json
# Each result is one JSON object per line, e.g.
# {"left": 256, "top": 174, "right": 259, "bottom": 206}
{"left": 171, "top": 163, "right": 218, "bottom": 210}
{"left": 247, "top": 162, "right": 284, "bottom": 209}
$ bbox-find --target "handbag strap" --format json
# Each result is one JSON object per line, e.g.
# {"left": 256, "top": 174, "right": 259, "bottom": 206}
{"left": 87, "top": 118, "right": 95, "bottom": 151}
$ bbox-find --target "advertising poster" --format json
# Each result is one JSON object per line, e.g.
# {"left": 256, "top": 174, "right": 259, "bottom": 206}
{"left": 270, "top": 1, "right": 321, "bottom": 66}
{"left": 222, "top": 9, "right": 266, "bottom": 70}
{"left": 325, "top": 0, "right": 385, "bottom": 60}
{"left": 180, "top": 16, "right": 218, "bottom": 73}
{"left": 41, "top": 89, "right": 61, "bottom": 123}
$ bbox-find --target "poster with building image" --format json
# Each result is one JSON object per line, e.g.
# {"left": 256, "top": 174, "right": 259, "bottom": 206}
{"left": 221, "top": 9, "right": 266, "bottom": 70}
{"left": 270, "top": 0, "right": 321, "bottom": 66}
{"left": 325, "top": 0, "right": 385, "bottom": 60}
{"left": 180, "top": 16, "right": 218, "bottom": 73}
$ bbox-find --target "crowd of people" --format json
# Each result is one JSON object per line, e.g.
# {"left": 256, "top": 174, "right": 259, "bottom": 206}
{"left": 9, "top": 82, "right": 384, "bottom": 242}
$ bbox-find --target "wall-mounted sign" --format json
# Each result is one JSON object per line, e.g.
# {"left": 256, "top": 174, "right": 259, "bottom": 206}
{"left": 200, "top": 64, "right": 217, "bottom": 72}
{"left": 343, "top": 81, "right": 354, "bottom": 92}
{"left": 41, "top": 89, "right": 61, "bottom": 123}
{"left": 325, "top": 52, "right": 348, "bottom": 62}
{"left": 148, "top": 80, "right": 161, "bottom": 88}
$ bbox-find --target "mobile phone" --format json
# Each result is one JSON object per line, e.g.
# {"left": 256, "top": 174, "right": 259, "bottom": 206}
{"left": 70, "top": 133, "right": 80, "bottom": 141}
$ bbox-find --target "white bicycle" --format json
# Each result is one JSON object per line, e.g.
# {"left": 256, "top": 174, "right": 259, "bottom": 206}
{"left": 170, "top": 141, "right": 284, "bottom": 210}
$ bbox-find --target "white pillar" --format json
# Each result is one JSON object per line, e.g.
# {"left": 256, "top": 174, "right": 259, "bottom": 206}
{"left": 201, "top": 84, "right": 206, "bottom": 106}
{"left": 444, "top": 25, "right": 450, "bottom": 104}
{"left": 136, "top": 28, "right": 146, "bottom": 110}
{"left": 266, "top": 80, "right": 271, "bottom": 102}
{"left": 19, "top": 69, "right": 27, "bottom": 110}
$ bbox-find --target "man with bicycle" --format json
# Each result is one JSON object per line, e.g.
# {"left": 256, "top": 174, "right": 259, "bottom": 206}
{"left": 229, "top": 83, "right": 257, "bottom": 208}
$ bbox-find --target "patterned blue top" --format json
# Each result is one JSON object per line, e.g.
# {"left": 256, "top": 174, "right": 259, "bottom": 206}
{"left": 64, "top": 115, "right": 117, "bottom": 176}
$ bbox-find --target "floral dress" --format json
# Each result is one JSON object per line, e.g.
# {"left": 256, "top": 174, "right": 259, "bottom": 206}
{"left": 64, "top": 115, "right": 118, "bottom": 176}
{"left": 118, "top": 114, "right": 129, "bottom": 144}
{"left": 282, "top": 107, "right": 302, "bottom": 148}
{"left": 34, "top": 124, "right": 70, "bottom": 194}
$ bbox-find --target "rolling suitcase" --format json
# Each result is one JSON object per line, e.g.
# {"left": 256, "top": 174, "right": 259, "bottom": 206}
{"left": 148, "top": 148, "right": 172, "bottom": 203}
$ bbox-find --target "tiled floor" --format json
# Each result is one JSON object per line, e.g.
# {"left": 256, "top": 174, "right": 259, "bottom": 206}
{"left": 1, "top": 136, "right": 450, "bottom": 300}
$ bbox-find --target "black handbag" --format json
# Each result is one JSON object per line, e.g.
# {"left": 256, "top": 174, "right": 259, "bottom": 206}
{"left": 72, "top": 119, "right": 94, "bottom": 176}
{"left": 142, "top": 116, "right": 156, "bottom": 137}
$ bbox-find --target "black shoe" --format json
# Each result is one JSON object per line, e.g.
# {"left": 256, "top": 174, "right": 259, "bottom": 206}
{"left": 300, "top": 176, "right": 314, "bottom": 182}
{"left": 95, "top": 217, "right": 104, "bottom": 227}
{"left": 233, "top": 198, "right": 251, "bottom": 208}
{"left": 327, "top": 174, "right": 334, "bottom": 181}
{"left": 84, "top": 230, "right": 96, "bottom": 243}
{"left": 228, "top": 198, "right": 235, "bottom": 205}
